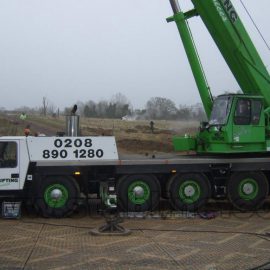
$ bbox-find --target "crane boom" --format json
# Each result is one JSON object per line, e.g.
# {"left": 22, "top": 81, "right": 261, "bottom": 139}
{"left": 167, "top": 1, "right": 213, "bottom": 118}
{"left": 192, "top": 0, "right": 270, "bottom": 107}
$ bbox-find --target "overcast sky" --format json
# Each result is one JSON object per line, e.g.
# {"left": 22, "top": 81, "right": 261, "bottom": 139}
{"left": 0, "top": 0, "right": 269, "bottom": 110}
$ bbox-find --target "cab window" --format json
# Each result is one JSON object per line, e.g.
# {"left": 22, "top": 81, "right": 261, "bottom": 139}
{"left": 234, "top": 99, "right": 251, "bottom": 125}
{"left": 0, "top": 142, "right": 17, "bottom": 168}
{"left": 234, "top": 99, "right": 262, "bottom": 125}
{"left": 251, "top": 100, "right": 262, "bottom": 125}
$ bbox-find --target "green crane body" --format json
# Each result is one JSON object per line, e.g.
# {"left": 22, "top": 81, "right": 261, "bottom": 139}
{"left": 168, "top": 0, "right": 270, "bottom": 153}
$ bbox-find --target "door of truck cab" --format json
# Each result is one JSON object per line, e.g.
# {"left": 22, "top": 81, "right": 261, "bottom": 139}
{"left": 232, "top": 98, "right": 265, "bottom": 147}
{"left": 0, "top": 140, "right": 20, "bottom": 190}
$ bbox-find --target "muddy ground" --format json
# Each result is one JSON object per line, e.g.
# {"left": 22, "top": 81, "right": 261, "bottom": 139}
{"left": 0, "top": 113, "right": 198, "bottom": 154}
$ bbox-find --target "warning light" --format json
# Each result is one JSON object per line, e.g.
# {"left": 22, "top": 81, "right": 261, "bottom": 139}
{"left": 74, "top": 171, "right": 81, "bottom": 175}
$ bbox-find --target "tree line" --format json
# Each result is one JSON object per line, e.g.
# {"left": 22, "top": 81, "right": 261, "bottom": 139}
{"left": 4, "top": 93, "right": 206, "bottom": 121}
{"left": 68, "top": 94, "right": 206, "bottom": 121}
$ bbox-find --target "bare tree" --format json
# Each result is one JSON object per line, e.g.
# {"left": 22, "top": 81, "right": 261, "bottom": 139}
{"left": 84, "top": 100, "right": 97, "bottom": 117}
{"left": 47, "top": 102, "right": 57, "bottom": 116}
{"left": 111, "top": 92, "right": 129, "bottom": 105}
{"left": 146, "top": 97, "right": 177, "bottom": 119}
{"left": 110, "top": 92, "right": 132, "bottom": 118}
{"left": 41, "top": 97, "right": 57, "bottom": 116}
{"left": 96, "top": 100, "right": 109, "bottom": 117}
{"left": 42, "top": 97, "right": 49, "bottom": 116}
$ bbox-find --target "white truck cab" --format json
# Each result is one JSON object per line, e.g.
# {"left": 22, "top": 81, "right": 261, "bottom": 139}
{"left": 0, "top": 136, "right": 119, "bottom": 192}
{"left": 0, "top": 136, "right": 119, "bottom": 217}
{"left": 0, "top": 137, "right": 29, "bottom": 191}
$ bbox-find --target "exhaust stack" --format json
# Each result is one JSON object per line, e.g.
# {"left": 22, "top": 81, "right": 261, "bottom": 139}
{"left": 66, "top": 115, "right": 80, "bottom": 136}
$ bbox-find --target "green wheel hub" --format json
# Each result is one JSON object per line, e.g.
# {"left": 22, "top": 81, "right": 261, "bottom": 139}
{"left": 179, "top": 180, "right": 201, "bottom": 204}
{"left": 128, "top": 181, "right": 150, "bottom": 205}
{"left": 238, "top": 178, "right": 259, "bottom": 201}
{"left": 44, "top": 184, "right": 69, "bottom": 208}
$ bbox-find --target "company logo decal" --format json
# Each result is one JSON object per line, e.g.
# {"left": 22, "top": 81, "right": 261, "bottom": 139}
{"left": 0, "top": 178, "right": 18, "bottom": 186}
{"left": 213, "top": 0, "right": 238, "bottom": 23}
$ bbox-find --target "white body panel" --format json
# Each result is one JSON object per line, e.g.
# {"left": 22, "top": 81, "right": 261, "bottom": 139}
{"left": 0, "top": 136, "right": 118, "bottom": 191}
{"left": 27, "top": 136, "right": 119, "bottom": 161}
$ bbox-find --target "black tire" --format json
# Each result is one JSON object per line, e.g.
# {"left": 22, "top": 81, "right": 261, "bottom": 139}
{"left": 227, "top": 172, "right": 269, "bottom": 211}
{"left": 35, "top": 176, "right": 80, "bottom": 218}
{"left": 116, "top": 174, "right": 160, "bottom": 212}
{"left": 168, "top": 173, "right": 211, "bottom": 212}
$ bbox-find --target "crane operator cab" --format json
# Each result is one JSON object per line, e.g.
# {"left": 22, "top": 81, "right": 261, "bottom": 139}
{"left": 173, "top": 94, "right": 267, "bottom": 154}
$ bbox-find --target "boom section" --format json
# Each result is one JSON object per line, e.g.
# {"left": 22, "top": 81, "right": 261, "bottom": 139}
{"left": 190, "top": 0, "right": 270, "bottom": 108}
{"left": 167, "top": 0, "right": 213, "bottom": 118}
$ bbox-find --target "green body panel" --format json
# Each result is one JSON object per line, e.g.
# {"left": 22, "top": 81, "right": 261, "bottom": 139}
{"left": 172, "top": 136, "right": 196, "bottom": 151}
{"left": 173, "top": 136, "right": 266, "bottom": 153}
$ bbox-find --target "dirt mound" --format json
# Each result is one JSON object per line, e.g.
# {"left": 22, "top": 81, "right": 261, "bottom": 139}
{"left": 83, "top": 127, "right": 113, "bottom": 136}
{"left": 134, "top": 125, "right": 149, "bottom": 131}
{"left": 117, "top": 138, "right": 173, "bottom": 153}
{"left": 125, "top": 128, "right": 138, "bottom": 133}
{"left": 153, "top": 129, "right": 176, "bottom": 135}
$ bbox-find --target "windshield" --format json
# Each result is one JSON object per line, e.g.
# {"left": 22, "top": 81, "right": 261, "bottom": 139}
{"left": 209, "top": 96, "right": 232, "bottom": 125}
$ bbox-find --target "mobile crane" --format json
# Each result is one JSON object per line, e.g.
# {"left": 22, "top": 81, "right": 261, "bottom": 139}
{"left": 0, "top": 0, "right": 270, "bottom": 218}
